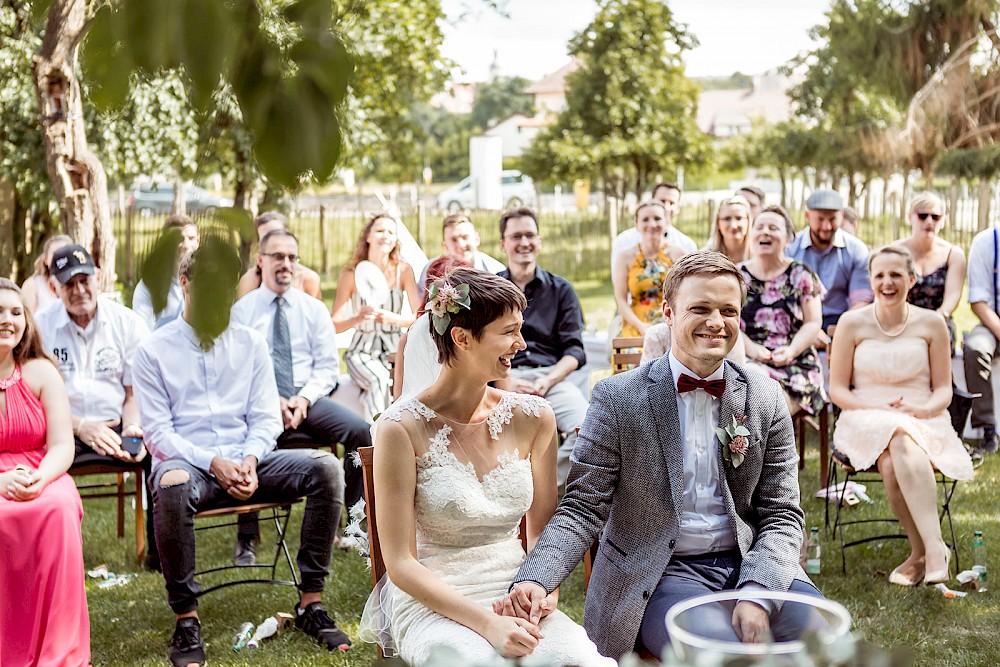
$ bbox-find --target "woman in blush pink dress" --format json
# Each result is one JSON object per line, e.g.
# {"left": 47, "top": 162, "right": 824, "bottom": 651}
{"left": 830, "top": 247, "right": 972, "bottom": 588}
{"left": 0, "top": 278, "right": 89, "bottom": 667}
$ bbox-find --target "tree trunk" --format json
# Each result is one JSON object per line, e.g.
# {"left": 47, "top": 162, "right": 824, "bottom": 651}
{"left": 32, "top": 0, "right": 115, "bottom": 289}
{"left": 172, "top": 172, "right": 186, "bottom": 215}
{"left": 777, "top": 167, "right": 788, "bottom": 209}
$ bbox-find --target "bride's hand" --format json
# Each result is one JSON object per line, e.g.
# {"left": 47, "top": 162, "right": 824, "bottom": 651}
{"left": 485, "top": 615, "right": 542, "bottom": 658}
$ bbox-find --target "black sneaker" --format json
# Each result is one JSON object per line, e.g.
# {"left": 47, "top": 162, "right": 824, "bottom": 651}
{"left": 170, "top": 617, "right": 206, "bottom": 667}
{"left": 233, "top": 537, "right": 256, "bottom": 567}
{"left": 295, "top": 602, "right": 352, "bottom": 651}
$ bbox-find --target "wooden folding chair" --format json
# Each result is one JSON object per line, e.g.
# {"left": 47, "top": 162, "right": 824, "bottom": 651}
{"left": 70, "top": 462, "right": 146, "bottom": 563}
{"left": 192, "top": 500, "right": 302, "bottom": 598}
{"left": 793, "top": 404, "right": 831, "bottom": 485}
{"left": 611, "top": 336, "right": 644, "bottom": 374}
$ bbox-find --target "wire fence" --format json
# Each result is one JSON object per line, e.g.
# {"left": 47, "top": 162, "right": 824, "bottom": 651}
{"left": 112, "top": 193, "right": 992, "bottom": 294}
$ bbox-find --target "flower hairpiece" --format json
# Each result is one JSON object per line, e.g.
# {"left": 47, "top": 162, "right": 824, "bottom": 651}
{"left": 427, "top": 281, "right": 471, "bottom": 335}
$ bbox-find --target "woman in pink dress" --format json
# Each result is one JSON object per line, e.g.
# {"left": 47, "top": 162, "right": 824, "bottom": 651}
{"left": 0, "top": 278, "right": 90, "bottom": 666}
{"left": 830, "top": 247, "right": 972, "bottom": 588}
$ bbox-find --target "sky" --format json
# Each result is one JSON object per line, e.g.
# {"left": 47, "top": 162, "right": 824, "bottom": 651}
{"left": 440, "top": 0, "right": 832, "bottom": 82}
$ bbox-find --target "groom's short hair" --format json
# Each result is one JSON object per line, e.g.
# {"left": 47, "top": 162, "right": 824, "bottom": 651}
{"left": 662, "top": 250, "right": 747, "bottom": 306}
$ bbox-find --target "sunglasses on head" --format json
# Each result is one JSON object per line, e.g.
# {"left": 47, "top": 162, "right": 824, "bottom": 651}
{"left": 916, "top": 212, "right": 942, "bottom": 222}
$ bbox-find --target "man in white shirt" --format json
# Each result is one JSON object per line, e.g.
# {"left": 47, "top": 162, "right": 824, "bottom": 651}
{"left": 230, "top": 229, "right": 371, "bottom": 564}
{"left": 133, "top": 243, "right": 351, "bottom": 667}
{"left": 132, "top": 215, "right": 200, "bottom": 330}
{"left": 35, "top": 244, "right": 158, "bottom": 566}
{"left": 506, "top": 251, "right": 823, "bottom": 659}
{"left": 418, "top": 214, "right": 506, "bottom": 296}
{"left": 610, "top": 182, "right": 698, "bottom": 276}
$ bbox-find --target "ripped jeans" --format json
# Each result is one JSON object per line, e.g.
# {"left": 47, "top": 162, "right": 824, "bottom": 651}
{"left": 151, "top": 449, "right": 344, "bottom": 614}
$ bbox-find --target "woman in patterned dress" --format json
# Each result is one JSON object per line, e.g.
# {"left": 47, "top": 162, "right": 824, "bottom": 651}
{"left": 740, "top": 206, "right": 827, "bottom": 417}
{"left": 894, "top": 192, "right": 966, "bottom": 352}
{"left": 332, "top": 213, "right": 420, "bottom": 420}
{"left": 612, "top": 200, "right": 687, "bottom": 337}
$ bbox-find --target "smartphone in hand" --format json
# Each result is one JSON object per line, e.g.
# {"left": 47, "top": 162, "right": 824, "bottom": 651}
{"left": 122, "top": 436, "right": 144, "bottom": 457}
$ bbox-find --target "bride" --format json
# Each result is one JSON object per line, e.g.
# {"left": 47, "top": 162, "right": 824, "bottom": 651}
{"left": 363, "top": 267, "right": 614, "bottom": 665}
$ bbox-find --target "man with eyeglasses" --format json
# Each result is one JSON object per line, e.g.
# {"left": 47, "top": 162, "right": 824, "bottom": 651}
{"left": 417, "top": 214, "right": 505, "bottom": 297}
{"left": 35, "top": 244, "right": 159, "bottom": 568}
{"left": 499, "top": 207, "right": 589, "bottom": 487}
{"left": 786, "top": 189, "right": 872, "bottom": 346}
{"left": 229, "top": 229, "right": 370, "bottom": 566}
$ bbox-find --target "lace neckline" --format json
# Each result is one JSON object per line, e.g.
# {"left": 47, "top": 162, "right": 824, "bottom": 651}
{"left": 408, "top": 392, "right": 526, "bottom": 440}
{"left": 0, "top": 365, "right": 21, "bottom": 390}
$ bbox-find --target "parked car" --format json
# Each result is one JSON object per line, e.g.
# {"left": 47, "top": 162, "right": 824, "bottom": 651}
{"left": 436, "top": 170, "right": 537, "bottom": 212}
{"left": 127, "top": 183, "right": 233, "bottom": 215}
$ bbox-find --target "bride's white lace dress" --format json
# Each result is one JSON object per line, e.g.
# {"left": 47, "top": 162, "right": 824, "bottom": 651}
{"left": 361, "top": 392, "right": 615, "bottom": 666}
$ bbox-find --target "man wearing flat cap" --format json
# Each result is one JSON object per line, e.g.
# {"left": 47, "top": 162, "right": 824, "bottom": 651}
{"left": 34, "top": 244, "right": 158, "bottom": 567}
{"left": 786, "top": 189, "right": 872, "bottom": 345}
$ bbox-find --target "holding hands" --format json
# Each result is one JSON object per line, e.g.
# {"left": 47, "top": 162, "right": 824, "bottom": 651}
{"left": 210, "top": 455, "right": 259, "bottom": 500}
{"left": 0, "top": 465, "right": 46, "bottom": 501}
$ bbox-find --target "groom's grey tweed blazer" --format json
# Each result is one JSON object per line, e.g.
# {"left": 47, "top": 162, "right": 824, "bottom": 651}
{"left": 515, "top": 356, "right": 808, "bottom": 659}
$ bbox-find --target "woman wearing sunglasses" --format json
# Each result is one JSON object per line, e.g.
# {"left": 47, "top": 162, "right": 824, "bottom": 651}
{"left": 894, "top": 192, "right": 966, "bottom": 352}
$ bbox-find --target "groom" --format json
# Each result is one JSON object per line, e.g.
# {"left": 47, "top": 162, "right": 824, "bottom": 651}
{"left": 503, "top": 251, "right": 822, "bottom": 659}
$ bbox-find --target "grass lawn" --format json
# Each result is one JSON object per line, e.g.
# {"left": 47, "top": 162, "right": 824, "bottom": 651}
{"left": 82, "top": 432, "right": 1000, "bottom": 666}
{"left": 81, "top": 280, "right": 1000, "bottom": 665}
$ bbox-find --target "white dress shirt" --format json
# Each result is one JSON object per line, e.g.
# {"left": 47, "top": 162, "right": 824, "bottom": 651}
{"left": 230, "top": 286, "right": 339, "bottom": 405}
{"left": 132, "top": 278, "right": 185, "bottom": 331}
{"left": 668, "top": 351, "right": 738, "bottom": 556}
{"left": 132, "top": 317, "right": 282, "bottom": 472}
{"left": 35, "top": 297, "right": 149, "bottom": 422}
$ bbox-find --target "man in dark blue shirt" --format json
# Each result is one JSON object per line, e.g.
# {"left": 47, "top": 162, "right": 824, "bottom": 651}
{"left": 499, "top": 208, "right": 589, "bottom": 486}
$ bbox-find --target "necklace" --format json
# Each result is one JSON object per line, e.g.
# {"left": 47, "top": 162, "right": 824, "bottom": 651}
{"left": 874, "top": 303, "right": 910, "bottom": 337}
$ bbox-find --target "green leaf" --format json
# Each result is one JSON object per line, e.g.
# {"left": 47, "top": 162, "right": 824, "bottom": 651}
{"left": 80, "top": 7, "right": 132, "bottom": 110}
{"left": 730, "top": 451, "right": 744, "bottom": 468}
{"left": 734, "top": 426, "right": 751, "bottom": 437}
{"left": 282, "top": 0, "right": 333, "bottom": 28}
{"left": 715, "top": 426, "right": 728, "bottom": 443}
{"left": 180, "top": 0, "right": 238, "bottom": 109}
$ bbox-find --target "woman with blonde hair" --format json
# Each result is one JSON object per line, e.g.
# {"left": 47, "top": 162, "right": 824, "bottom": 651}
{"left": 705, "top": 195, "right": 752, "bottom": 264}
{"left": 830, "top": 245, "right": 972, "bottom": 586}
{"left": 20, "top": 235, "right": 72, "bottom": 312}
{"left": 612, "top": 200, "right": 687, "bottom": 337}
{"left": 894, "top": 191, "right": 965, "bottom": 351}
{"left": 331, "top": 213, "right": 420, "bottom": 419}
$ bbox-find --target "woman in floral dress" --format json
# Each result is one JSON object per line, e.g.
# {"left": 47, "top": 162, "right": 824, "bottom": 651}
{"left": 612, "top": 200, "right": 687, "bottom": 337}
{"left": 740, "top": 206, "right": 827, "bottom": 416}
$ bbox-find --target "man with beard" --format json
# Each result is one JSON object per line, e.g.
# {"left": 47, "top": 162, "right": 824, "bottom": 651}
{"left": 230, "top": 229, "right": 370, "bottom": 565}
{"left": 786, "top": 189, "right": 872, "bottom": 346}
{"left": 133, "top": 240, "right": 351, "bottom": 667}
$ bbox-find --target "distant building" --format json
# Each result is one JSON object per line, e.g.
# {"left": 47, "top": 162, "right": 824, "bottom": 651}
{"left": 430, "top": 82, "right": 477, "bottom": 115}
{"left": 523, "top": 58, "right": 582, "bottom": 116}
{"left": 483, "top": 114, "right": 550, "bottom": 158}
{"left": 696, "top": 71, "right": 797, "bottom": 137}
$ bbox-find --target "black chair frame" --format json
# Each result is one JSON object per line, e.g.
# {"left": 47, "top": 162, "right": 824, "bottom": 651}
{"left": 192, "top": 500, "right": 301, "bottom": 598}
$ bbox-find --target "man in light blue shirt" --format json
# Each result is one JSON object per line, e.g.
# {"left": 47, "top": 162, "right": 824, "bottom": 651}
{"left": 230, "top": 229, "right": 371, "bottom": 564}
{"left": 786, "top": 189, "right": 873, "bottom": 343}
{"left": 133, "top": 242, "right": 352, "bottom": 667}
{"left": 962, "top": 227, "right": 1000, "bottom": 454}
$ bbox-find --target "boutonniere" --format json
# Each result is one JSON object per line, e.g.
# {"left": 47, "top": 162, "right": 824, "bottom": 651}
{"left": 717, "top": 415, "right": 750, "bottom": 468}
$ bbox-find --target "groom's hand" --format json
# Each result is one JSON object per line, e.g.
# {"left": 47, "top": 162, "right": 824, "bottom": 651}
{"left": 498, "top": 582, "right": 556, "bottom": 624}
{"left": 732, "top": 601, "right": 770, "bottom": 644}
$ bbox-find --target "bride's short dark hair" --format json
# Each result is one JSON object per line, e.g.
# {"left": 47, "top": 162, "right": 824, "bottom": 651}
{"left": 429, "top": 267, "right": 527, "bottom": 366}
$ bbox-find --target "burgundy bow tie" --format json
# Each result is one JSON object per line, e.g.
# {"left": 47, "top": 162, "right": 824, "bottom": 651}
{"left": 677, "top": 373, "right": 726, "bottom": 398}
